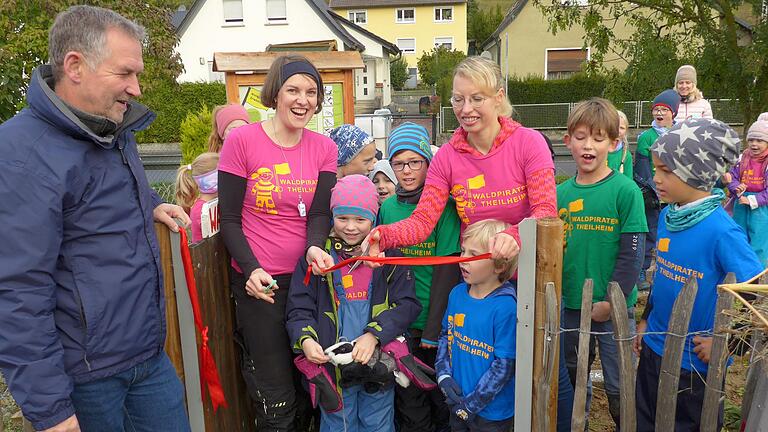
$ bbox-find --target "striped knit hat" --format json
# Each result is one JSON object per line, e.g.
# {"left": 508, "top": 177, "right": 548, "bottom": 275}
{"left": 330, "top": 174, "right": 379, "bottom": 222}
{"left": 387, "top": 122, "right": 433, "bottom": 162}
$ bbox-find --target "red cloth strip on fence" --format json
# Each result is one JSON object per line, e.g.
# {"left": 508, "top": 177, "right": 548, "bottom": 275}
{"left": 303, "top": 253, "right": 492, "bottom": 285}
{"left": 179, "top": 229, "right": 228, "bottom": 412}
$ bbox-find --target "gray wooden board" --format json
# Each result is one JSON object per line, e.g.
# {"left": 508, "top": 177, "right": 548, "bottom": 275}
{"left": 170, "top": 230, "right": 206, "bottom": 432}
{"left": 515, "top": 218, "right": 537, "bottom": 432}
{"left": 655, "top": 277, "right": 698, "bottom": 431}
{"left": 571, "top": 279, "right": 593, "bottom": 432}
{"left": 607, "top": 282, "right": 636, "bottom": 432}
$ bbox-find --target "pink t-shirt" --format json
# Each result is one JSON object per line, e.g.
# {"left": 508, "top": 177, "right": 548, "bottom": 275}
{"left": 741, "top": 157, "right": 767, "bottom": 193}
{"left": 190, "top": 198, "right": 206, "bottom": 243}
{"left": 218, "top": 122, "right": 337, "bottom": 275}
{"left": 426, "top": 126, "right": 554, "bottom": 229}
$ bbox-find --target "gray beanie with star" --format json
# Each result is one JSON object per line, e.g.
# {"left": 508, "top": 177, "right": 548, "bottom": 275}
{"left": 651, "top": 118, "right": 741, "bottom": 191}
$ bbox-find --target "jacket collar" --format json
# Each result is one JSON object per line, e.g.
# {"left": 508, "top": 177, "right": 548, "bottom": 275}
{"left": 27, "top": 65, "right": 155, "bottom": 149}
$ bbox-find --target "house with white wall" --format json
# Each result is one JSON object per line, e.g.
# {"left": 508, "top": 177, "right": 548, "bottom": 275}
{"left": 174, "top": 0, "right": 400, "bottom": 110}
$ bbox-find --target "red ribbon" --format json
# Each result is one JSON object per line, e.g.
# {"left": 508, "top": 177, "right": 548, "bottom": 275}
{"left": 178, "top": 229, "right": 228, "bottom": 412}
{"left": 303, "top": 253, "right": 492, "bottom": 285}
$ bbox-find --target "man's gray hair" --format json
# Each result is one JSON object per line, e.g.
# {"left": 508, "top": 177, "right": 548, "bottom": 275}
{"left": 48, "top": 5, "right": 146, "bottom": 81}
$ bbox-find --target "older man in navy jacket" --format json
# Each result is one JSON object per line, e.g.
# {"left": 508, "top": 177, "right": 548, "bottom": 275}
{"left": 0, "top": 6, "right": 191, "bottom": 432}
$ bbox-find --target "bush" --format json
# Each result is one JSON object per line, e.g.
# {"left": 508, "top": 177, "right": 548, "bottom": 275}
{"left": 417, "top": 47, "right": 467, "bottom": 105}
{"left": 390, "top": 56, "right": 409, "bottom": 91}
{"left": 136, "top": 80, "right": 226, "bottom": 144}
{"left": 179, "top": 105, "right": 213, "bottom": 164}
{"left": 507, "top": 73, "right": 608, "bottom": 104}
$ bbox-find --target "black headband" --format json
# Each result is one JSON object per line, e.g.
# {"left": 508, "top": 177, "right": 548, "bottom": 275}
{"left": 281, "top": 61, "right": 321, "bottom": 88}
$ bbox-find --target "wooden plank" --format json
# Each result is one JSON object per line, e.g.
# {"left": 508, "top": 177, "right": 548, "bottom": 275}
{"left": 532, "top": 218, "right": 563, "bottom": 432}
{"left": 536, "top": 283, "right": 559, "bottom": 432}
{"left": 214, "top": 51, "right": 364, "bottom": 73}
{"left": 607, "top": 282, "right": 636, "bottom": 432}
{"left": 515, "top": 218, "right": 538, "bottom": 432}
{"left": 745, "top": 371, "right": 768, "bottom": 431}
{"left": 700, "top": 273, "right": 737, "bottom": 431}
{"left": 343, "top": 70, "right": 355, "bottom": 125}
{"left": 156, "top": 223, "right": 185, "bottom": 383}
{"left": 189, "top": 234, "right": 257, "bottom": 432}
{"left": 740, "top": 271, "right": 767, "bottom": 424}
{"left": 655, "top": 277, "right": 698, "bottom": 431}
{"left": 571, "top": 279, "right": 593, "bottom": 432}
{"left": 22, "top": 419, "right": 33, "bottom": 432}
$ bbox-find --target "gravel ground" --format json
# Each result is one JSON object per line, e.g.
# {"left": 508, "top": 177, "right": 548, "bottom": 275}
{"left": 1, "top": 374, "right": 22, "bottom": 432}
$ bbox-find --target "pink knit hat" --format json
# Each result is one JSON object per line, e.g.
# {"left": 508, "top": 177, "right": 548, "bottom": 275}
{"left": 215, "top": 104, "right": 250, "bottom": 138}
{"left": 330, "top": 175, "right": 379, "bottom": 222}
{"left": 747, "top": 119, "right": 768, "bottom": 142}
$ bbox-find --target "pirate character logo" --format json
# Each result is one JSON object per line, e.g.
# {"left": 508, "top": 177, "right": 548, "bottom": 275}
{"left": 251, "top": 167, "right": 282, "bottom": 214}
{"left": 559, "top": 199, "right": 584, "bottom": 249}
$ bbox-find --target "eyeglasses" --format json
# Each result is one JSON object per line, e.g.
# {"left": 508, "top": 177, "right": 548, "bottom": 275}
{"left": 450, "top": 95, "right": 489, "bottom": 109}
{"left": 390, "top": 159, "right": 426, "bottom": 172}
{"left": 652, "top": 107, "right": 671, "bottom": 115}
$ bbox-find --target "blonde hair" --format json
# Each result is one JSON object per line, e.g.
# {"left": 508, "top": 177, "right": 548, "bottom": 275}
{"left": 453, "top": 56, "right": 513, "bottom": 118}
{"left": 175, "top": 152, "right": 219, "bottom": 212}
{"left": 208, "top": 105, "right": 226, "bottom": 153}
{"left": 462, "top": 219, "right": 518, "bottom": 282}
{"left": 567, "top": 98, "right": 620, "bottom": 140}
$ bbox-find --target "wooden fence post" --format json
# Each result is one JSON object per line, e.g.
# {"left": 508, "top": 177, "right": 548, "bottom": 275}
{"left": 607, "top": 282, "right": 636, "bottom": 432}
{"left": 741, "top": 271, "right": 767, "bottom": 427}
{"left": 655, "top": 276, "right": 698, "bottom": 430}
{"left": 570, "top": 279, "right": 593, "bottom": 432}
{"left": 532, "top": 218, "right": 563, "bottom": 432}
{"left": 700, "top": 273, "right": 737, "bottom": 431}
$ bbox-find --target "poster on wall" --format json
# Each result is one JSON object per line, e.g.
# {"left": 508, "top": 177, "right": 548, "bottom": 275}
{"left": 238, "top": 84, "right": 344, "bottom": 134}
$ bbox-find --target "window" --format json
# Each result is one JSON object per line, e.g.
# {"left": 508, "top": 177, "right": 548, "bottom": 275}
{"left": 397, "top": 38, "right": 416, "bottom": 54}
{"left": 396, "top": 8, "right": 415, "bottom": 23}
{"left": 434, "top": 37, "right": 453, "bottom": 50}
{"left": 434, "top": 7, "right": 453, "bottom": 22}
{"left": 266, "top": 0, "right": 287, "bottom": 23}
{"left": 222, "top": 0, "right": 243, "bottom": 24}
{"left": 348, "top": 10, "right": 367, "bottom": 24}
{"left": 546, "top": 48, "right": 589, "bottom": 80}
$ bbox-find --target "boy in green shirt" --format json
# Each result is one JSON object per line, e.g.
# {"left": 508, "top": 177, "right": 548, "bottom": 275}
{"left": 379, "top": 122, "right": 462, "bottom": 432}
{"left": 558, "top": 98, "right": 648, "bottom": 429}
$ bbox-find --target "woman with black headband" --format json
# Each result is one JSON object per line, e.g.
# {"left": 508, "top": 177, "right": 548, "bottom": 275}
{"left": 218, "top": 54, "right": 337, "bottom": 430}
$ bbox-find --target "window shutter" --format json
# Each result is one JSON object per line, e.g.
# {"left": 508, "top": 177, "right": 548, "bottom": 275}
{"left": 223, "top": 0, "right": 243, "bottom": 22}
{"left": 266, "top": 0, "right": 287, "bottom": 20}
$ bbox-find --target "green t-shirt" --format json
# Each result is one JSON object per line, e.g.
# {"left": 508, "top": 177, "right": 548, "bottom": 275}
{"left": 635, "top": 128, "right": 660, "bottom": 176}
{"left": 557, "top": 172, "right": 648, "bottom": 309}
{"left": 607, "top": 143, "right": 633, "bottom": 179}
{"left": 379, "top": 196, "right": 461, "bottom": 330}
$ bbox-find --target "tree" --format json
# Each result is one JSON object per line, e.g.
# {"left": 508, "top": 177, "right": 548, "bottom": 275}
{"left": 417, "top": 46, "right": 467, "bottom": 105}
{"left": 533, "top": 0, "right": 768, "bottom": 130}
{"left": 0, "top": 0, "right": 183, "bottom": 122}
{"left": 467, "top": 1, "right": 506, "bottom": 46}
{"left": 390, "top": 56, "right": 409, "bottom": 91}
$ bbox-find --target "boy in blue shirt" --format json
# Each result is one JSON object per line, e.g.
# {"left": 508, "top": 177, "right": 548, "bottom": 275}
{"left": 436, "top": 220, "right": 518, "bottom": 431}
{"left": 634, "top": 118, "right": 764, "bottom": 431}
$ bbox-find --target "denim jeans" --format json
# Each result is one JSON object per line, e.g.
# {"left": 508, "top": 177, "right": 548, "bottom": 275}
{"left": 563, "top": 307, "right": 636, "bottom": 414}
{"left": 70, "top": 352, "right": 190, "bottom": 432}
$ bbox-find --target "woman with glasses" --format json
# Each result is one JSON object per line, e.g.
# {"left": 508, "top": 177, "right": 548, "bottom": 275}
{"left": 364, "top": 56, "right": 574, "bottom": 431}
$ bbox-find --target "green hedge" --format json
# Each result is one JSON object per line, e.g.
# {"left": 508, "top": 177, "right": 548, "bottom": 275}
{"left": 507, "top": 74, "right": 608, "bottom": 104}
{"left": 136, "top": 81, "right": 226, "bottom": 144}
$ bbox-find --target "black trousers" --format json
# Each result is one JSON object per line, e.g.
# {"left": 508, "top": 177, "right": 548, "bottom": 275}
{"left": 449, "top": 414, "right": 513, "bottom": 432}
{"left": 231, "top": 269, "right": 313, "bottom": 431}
{"left": 394, "top": 330, "right": 450, "bottom": 432}
{"left": 635, "top": 340, "right": 723, "bottom": 432}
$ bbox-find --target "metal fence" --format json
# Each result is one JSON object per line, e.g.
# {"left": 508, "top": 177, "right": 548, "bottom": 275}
{"left": 440, "top": 99, "right": 744, "bottom": 133}
{"left": 141, "top": 143, "right": 181, "bottom": 203}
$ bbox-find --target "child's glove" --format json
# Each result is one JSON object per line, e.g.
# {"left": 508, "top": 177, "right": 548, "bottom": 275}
{"left": 452, "top": 400, "right": 475, "bottom": 423}
{"left": 382, "top": 336, "right": 437, "bottom": 390}
{"left": 293, "top": 355, "right": 343, "bottom": 413}
{"left": 438, "top": 376, "right": 463, "bottom": 406}
{"left": 325, "top": 341, "right": 354, "bottom": 366}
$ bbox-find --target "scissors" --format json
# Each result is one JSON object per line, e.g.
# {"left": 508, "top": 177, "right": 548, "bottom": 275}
{"left": 347, "top": 243, "right": 370, "bottom": 272}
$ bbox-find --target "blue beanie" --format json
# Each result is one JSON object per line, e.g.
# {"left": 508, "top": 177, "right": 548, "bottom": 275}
{"left": 387, "top": 122, "right": 433, "bottom": 162}
{"left": 329, "top": 124, "right": 374, "bottom": 166}
{"left": 653, "top": 89, "right": 681, "bottom": 117}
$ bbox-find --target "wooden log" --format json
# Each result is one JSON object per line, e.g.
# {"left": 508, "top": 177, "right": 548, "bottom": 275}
{"left": 22, "top": 419, "right": 33, "bottom": 432}
{"left": 532, "top": 218, "right": 563, "bottom": 432}
{"left": 655, "top": 276, "right": 698, "bottom": 431}
{"left": 700, "top": 273, "right": 737, "bottom": 431}
{"left": 741, "top": 271, "right": 768, "bottom": 424}
{"left": 607, "top": 282, "right": 636, "bottom": 432}
{"left": 744, "top": 370, "right": 768, "bottom": 431}
{"left": 570, "top": 279, "right": 593, "bottom": 432}
{"left": 535, "top": 283, "right": 559, "bottom": 432}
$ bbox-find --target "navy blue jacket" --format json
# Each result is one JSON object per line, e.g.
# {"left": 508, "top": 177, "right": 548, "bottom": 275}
{"left": 0, "top": 65, "right": 166, "bottom": 430}
{"left": 286, "top": 248, "right": 421, "bottom": 376}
